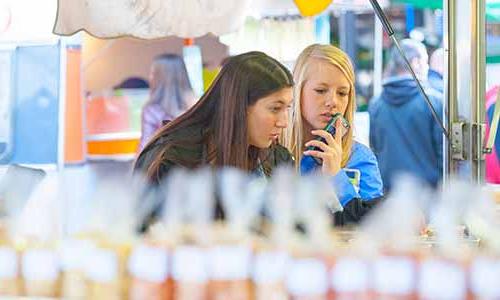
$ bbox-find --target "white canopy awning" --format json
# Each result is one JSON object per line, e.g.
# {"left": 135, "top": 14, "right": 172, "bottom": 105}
{"left": 52, "top": 0, "right": 389, "bottom": 39}
{"left": 54, "top": 0, "right": 252, "bottom": 39}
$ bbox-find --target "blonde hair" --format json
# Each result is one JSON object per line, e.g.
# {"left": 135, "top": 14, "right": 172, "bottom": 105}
{"left": 283, "top": 44, "right": 356, "bottom": 170}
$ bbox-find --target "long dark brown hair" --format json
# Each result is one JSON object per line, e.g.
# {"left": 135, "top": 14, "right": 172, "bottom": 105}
{"left": 135, "top": 51, "right": 293, "bottom": 182}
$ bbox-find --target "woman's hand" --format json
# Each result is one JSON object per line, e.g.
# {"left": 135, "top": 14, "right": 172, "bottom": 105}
{"left": 303, "top": 118, "right": 343, "bottom": 176}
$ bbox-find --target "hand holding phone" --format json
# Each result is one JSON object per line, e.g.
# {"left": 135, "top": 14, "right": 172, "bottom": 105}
{"left": 305, "top": 113, "right": 350, "bottom": 163}
{"left": 301, "top": 113, "right": 350, "bottom": 176}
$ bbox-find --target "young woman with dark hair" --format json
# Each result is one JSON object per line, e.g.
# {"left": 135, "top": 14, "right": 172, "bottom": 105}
{"left": 135, "top": 51, "right": 294, "bottom": 185}
{"left": 134, "top": 52, "right": 294, "bottom": 228}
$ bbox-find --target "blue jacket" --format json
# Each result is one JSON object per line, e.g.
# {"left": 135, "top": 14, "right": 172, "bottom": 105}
{"left": 428, "top": 69, "right": 444, "bottom": 94}
{"left": 300, "top": 141, "right": 384, "bottom": 207}
{"left": 369, "top": 75, "right": 443, "bottom": 191}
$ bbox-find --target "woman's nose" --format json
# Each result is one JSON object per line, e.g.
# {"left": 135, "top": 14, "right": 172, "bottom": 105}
{"left": 325, "top": 95, "right": 337, "bottom": 108}
{"left": 276, "top": 112, "right": 288, "bottom": 128}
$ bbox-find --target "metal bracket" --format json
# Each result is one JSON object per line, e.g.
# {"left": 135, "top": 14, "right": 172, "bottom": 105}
{"left": 451, "top": 122, "right": 467, "bottom": 160}
{"left": 472, "top": 123, "right": 486, "bottom": 161}
{"left": 484, "top": 88, "right": 500, "bottom": 154}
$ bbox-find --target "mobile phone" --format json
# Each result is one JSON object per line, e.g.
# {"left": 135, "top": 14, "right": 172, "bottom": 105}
{"left": 306, "top": 112, "right": 350, "bottom": 153}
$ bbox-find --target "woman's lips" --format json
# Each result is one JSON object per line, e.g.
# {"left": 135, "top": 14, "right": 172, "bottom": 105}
{"left": 319, "top": 113, "right": 332, "bottom": 122}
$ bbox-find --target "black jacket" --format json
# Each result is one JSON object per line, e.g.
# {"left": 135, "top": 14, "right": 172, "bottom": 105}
{"left": 134, "top": 137, "right": 380, "bottom": 230}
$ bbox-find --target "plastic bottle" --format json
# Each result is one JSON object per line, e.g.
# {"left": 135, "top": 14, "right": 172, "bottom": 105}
{"left": 85, "top": 247, "right": 122, "bottom": 300}
{"left": 22, "top": 248, "right": 60, "bottom": 297}
{"left": 128, "top": 243, "right": 172, "bottom": 300}
{"left": 0, "top": 246, "right": 20, "bottom": 296}
{"left": 60, "top": 238, "right": 95, "bottom": 298}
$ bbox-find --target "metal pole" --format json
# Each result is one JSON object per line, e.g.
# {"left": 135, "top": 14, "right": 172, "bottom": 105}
{"left": 373, "top": 16, "right": 383, "bottom": 97}
{"left": 446, "top": 0, "right": 486, "bottom": 183}
{"left": 471, "top": 0, "right": 486, "bottom": 183}
{"left": 444, "top": 0, "right": 457, "bottom": 180}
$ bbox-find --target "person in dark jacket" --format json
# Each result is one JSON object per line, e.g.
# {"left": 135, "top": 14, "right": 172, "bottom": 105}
{"left": 369, "top": 39, "right": 443, "bottom": 192}
{"left": 283, "top": 44, "right": 384, "bottom": 226}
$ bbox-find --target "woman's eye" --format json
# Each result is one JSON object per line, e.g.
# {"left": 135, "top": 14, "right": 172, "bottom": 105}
{"left": 339, "top": 92, "right": 348, "bottom": 97}
{"left": 314, "top": 89, "right": 327, "bottom": 94}
{"left": 270, "top": 107, "right": 281, "bottom": 113}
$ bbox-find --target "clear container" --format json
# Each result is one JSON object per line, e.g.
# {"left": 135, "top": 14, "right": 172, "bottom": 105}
{"left": 128, "top": 243, "right": 172, "bottom": 300}
{"left": 0, "top": 246, "right": 20, "bottom": 296}
{"left": 252, "top": 250, "right": 289, "bottom": 300}
{"left": 22, "top": 248, "right": 60, "bottom": 297}
{"left": 85, "top": 248, "right": 122, "bottom": 300}
{"left": 286, "top": 257, "right": 329, "bottom": 300}
{"left": 372, "top": 254, "right": 417, "bottom": 300}
{"left": 329, "top": 256, "right": 370, "bottom": 300}
{"left": 172, "top": 245, "right": 208, "bottom": 300}
{"left": 207, "top": 244, "right": 253, "bottom": 300}
{"left": 418, "top": 257, "right": 467, "bottom": 300}
{"left": 60, "top": 239, "right": 95, "bottom": 298}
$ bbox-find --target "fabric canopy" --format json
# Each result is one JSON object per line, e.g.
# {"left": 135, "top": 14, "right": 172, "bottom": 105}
{"left": 53, "top": 0, "right": 394, "bottom": 39}
{"left": 53, "top": 0, "right": 251, "bottom": 39}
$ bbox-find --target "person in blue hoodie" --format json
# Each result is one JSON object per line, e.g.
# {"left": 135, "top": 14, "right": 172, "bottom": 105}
{"left": 283, "top": 44, "right": 384, "bottom": 226}
{"left": 369, "top": 39, "right": 443, "bottom": 192}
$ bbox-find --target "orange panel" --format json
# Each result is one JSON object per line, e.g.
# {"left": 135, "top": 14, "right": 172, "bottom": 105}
{"left": 87, "top": 139, "right": 140, "bottom": 155}
{"left": 64, "top": 48, "right": 85, "bottom": 163}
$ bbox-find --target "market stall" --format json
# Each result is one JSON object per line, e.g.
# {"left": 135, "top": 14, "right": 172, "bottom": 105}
{"left": 0, "top": 0, "right": 499, "bottom": 298}
{"left": 0, "top": 168, "right": 499, "bottom": 299}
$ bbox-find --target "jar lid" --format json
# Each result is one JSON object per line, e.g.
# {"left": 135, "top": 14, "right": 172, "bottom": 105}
{"left": 330, "top": 257, "right": 369, "bottom": 292}
{"left": 85, "top": 248, "right": 118, "bottom": 283}
{"left": 207, "top": 245, "right": 252, "bottom": 280}
{"left": 60, "top": 239, "right": 95, "bottom": 271}
{"left": 0, "top": 247, "right": 17, "bottom": 279}
{"left": 372, "top": 256, "right": 416, "bottom": 295}
{"left": 470, "top": 257, "right": 500, "bottom": 297}
{"left": 252, "top": 251, "right": 290, "bottom": 284}
{"left": 172, "top": 246, "right": 208, "bottom": 283}
{"left": 418, "top": 258, "right": 466, "bottom": 299}
{"left": 286, "top": 257, "right": 328, "bottom": 296}
{"left": 128, "top": 244, "right": 169, "bottom": 283}
{"left": 22, "top": 249, "right": 59, "bottom": 281}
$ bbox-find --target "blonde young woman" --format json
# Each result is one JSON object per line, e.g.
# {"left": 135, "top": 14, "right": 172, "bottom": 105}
{"left": 284, "top": 44, "right": 384, "bottom": 225}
